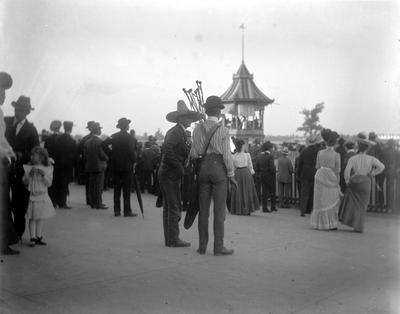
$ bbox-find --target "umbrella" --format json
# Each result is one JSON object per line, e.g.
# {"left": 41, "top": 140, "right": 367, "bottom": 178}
{"left": 133, "top": 170, "right": 144, "bottom": 218}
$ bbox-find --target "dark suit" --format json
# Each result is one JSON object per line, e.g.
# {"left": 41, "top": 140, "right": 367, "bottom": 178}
{"left": 277, "top": 156, "right": 293, "bottom": 207}
{"left": 158, "top": 124, "right": 189, "bottom": 246}
{"left": 78, "top": 133, "right": 93, "bottom": 202}
{"left": 84, "top": 136, "right": 108, "bottom": 208}
{"left": 297, "top": 144, "right": 320, "bottom": 215}
{"left": 103, "top": 131, "right": 136, "bottom": 214}
{"left": 335, "top": 145, "right": 347, "bottom": 193}
{"left": 254, "top": 151, "right": 276, "bottom": 212}
{"left": 52, "top": 133, "right": 77, "bottom": 207}
{"left": 4, "top": 117, "right": 39, "bottom": 237}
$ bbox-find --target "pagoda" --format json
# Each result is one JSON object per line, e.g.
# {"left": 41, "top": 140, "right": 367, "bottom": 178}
{"left": 220, "top": 26, "right": 274, "bottom": 142}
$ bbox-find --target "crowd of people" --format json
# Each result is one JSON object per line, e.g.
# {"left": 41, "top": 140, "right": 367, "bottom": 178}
{"left": 1, "top": 70, "right": 399, "bottom": 258}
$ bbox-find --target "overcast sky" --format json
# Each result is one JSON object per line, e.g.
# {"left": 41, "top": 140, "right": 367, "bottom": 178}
{"left": 1, "top": 0, "right": 399, "bottom": 136}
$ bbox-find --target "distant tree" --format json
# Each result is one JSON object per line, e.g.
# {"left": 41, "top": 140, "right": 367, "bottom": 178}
{"left": 297, "top": 102, "right": 324, "bottom": 137}
{"left": 154, "top": 128, "right": 165, "bottom": 141}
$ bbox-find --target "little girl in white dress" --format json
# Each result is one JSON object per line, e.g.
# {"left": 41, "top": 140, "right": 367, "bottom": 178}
{"left": 23, "top": 146, "right": 56, "bottom": 247}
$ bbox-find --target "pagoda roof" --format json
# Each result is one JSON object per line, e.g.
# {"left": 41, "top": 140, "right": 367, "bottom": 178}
{"left": 220, "top": 62, "right": 274, "bottom": 106}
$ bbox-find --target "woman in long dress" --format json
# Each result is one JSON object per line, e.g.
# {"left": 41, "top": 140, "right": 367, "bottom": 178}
{"left": 339, "top": 133, "right": 385, "bottom": 233}
{"left": 310, "top": 129, "right": 341, "bottom": 230}
{"left": 230, "top": 139, "right": 259, "bottom": 215}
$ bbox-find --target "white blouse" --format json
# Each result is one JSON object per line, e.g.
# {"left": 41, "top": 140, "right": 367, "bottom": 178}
{"left": 0, "top": 108, "right": 14, "bottom": 159}
{"left": 233, "top": 152, "right": 255, "bottom": 175}
{"left": 344, "top": 153, "right": 385, "bottom": 184}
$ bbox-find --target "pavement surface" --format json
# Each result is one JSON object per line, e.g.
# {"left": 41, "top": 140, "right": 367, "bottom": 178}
{"left": 1, "top": 184, "right": 399, "bottom": 314}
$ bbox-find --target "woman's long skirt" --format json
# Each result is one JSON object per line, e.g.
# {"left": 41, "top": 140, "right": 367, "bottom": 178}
{"left": 339, "top": 175, "right": 371, "bottom": 233}
{"left": 230, "top": 167, "right": 259, "bottom": 215}
{"left": 310, "top": 167, "right": 340, "bottom": 230}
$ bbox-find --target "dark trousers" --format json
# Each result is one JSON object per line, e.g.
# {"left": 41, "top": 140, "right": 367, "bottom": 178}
{"left": 140, "top": 170, "right": 153, "bottom": 193}
{"left": 278, "top": 182, "right": 291, "bottom": 207}
{"left": 1, "top": 160, "right": 18, "bottom": 248}
{"left": 260, "top": 177, "right": 276, "bottom": 211}
{"left": 198, "top": 155, "right": 227, "bottom": 252}
{"left": 159, "top": 173, "right": 182, "bottom": 246}
{"left": 88, "top": 171, "right": 104, "bottom": 208}
{"left": 9, "top": 164, "right": 29, "bottom": 237}
{"left": 300, "top": 179, "right": 314, "bottom": 215}
{"left": 50, "top": 166, "right": 72, "bottom": 207}
{"left": 113, "top": 171, "right": 132, "bottom": 214}
{"left": 375, "top": 173, "right": 385, "bottom": 210}
{"left": 254, "top": 175, "right": 261, "bottom": 201}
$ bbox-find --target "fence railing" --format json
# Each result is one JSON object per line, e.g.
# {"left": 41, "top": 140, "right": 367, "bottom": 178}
{"left": 279, "top": 173, "right": 399, "bottom": 214}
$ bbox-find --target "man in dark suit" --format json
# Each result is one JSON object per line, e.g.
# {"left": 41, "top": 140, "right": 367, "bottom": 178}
{"left": 297, "top": 134, "right": 321, "bottom": 216}
{"left": 254, "top": 141, "right": 277, "bottom": 212}
{"left": 52, "top": 121, "right": 77, "bottom": 209}
{"left": 103, "top": 118, "right": 137, "bottom": 217}
{"left": 78, "top": 121, "right": 95, "bottom": 202}
{"left": 4, "top": 96, "right": 39, "bottom": 238}
{"left": 277, "top": 147, "right": 293, "bottom": 208}
{"left": 158, "top": 100, "right": 201, "bottom": 247}
{"left": 84, "top": 122, "right": 108, "bottom": 209}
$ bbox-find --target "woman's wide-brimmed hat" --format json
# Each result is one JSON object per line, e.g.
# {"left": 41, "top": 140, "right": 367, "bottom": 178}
{"left": 116, "top": 117, "right": 131, "bottom": 129}
{"left": 12, "top": 96, "right": 34, "bottom": 111}
{"left": 0, "top": 72, "right": 13, "bottom": 90}
{"left": 356, "top": 132, "right": 375, "bottom": 146}
{"left": 166, "top": 100, "right": 202, "bottom": 123}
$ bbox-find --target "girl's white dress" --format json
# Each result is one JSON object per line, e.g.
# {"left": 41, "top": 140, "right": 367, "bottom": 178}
{"left": 23, "top": 164, "right": 56, "bottom": 220}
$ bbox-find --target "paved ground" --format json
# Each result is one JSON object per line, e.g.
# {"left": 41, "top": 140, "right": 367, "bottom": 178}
{"left": 1, "top": 184, "right": 399, "bottom": 314}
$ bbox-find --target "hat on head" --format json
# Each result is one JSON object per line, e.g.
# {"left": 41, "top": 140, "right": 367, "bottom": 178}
{"left": 49, "top": 120, "right": 62, "bottom": 131}
{"left": 116, "top": 117, "right": 131, "bottom": 129}
{"left": 261, "top": 141, "right": 273, "bottom": 151}
{"left": 282, "top": 147, "right": 289, "bottom": 155}
{"left": 356, "top": 132, "right": 375, "bottom": 146}
{"left": 306, "top": 133, "right": 322, "bottom": 146}
{"left": 12, "top": 96, "right": 34, "bottom": 111}
{"left": 0, "top": 72, "right": 13, "bottom": 90}
{"left": 202, "top": 95, "right": 225, "bottom": 111}
{"left": 91, "top": 122, "right": 102, "bottom": 131}
{"left": 344, "top": 141, "right": 355, "bottom": 150}
{"left": 166, "top": 100, "right": 202, "bottom": 123}
{"left": 86, "top": 121, "right": 96, "bottom": 130}
{"left": 368, "top": 132, "right": 377, "bottom": 141}
{"left": 63, "top": 121, "right": 74, "bottom": 129}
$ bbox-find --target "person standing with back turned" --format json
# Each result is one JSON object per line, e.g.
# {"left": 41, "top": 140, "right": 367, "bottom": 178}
{"left": 191, "top": 96, "right": 237, "bottom": 256}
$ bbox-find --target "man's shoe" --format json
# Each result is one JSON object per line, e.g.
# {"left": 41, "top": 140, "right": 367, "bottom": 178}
{"left": 96, "top": 205, "right": 108, "bottom": 210}
{"left": 214, "top": 247, "right": 234, "bottom": 256}
{"left": 29, "top": 238, "right": 36, "bottom": 247}
{"left": 124, "top": 212, "right": 138, "bottom": 217}
{"left": 262, "top": 209, "right": 271, "bottom": 213}
{"left": 169, "top": 239, "right": 191, "bottom": 247}
{"left": 114, "top": 212, "right": 121, "bottom": 217}
{"left": 1, "top": 246, "right": 20, "bottom": 255}
{"left": 60, "top": 205, "right": 72, "bottom": 209}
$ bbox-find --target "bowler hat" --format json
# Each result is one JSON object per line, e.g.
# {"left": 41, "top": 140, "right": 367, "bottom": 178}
{"left": 91, "top": 122, "right": 102, "bottom": 131}
{"left": 116, "top": 117, "right": 131, "bottom": 129}
{"left": 166, "top": 100, "right": 202, "bottom": 123}
{"left": 0, "top": 72, "right": 13, "bottom": 90}
{"left": 12, "top": 96, "right": 34, "bottom": 111}
{"left": 63, "top": 121, "right": 74, "bottom": 129}
{"left": 262, "top": 141, "right": 273, "bottom": 151}
{"left": 202, "top": 96, "right": 224, "bottom": 111}
{"left": 86, "top": 121, "right": 95, "bottom": 130}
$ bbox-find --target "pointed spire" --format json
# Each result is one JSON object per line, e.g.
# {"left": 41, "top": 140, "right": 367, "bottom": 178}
{"left": 240, "top": 24, "right": 245, "bottom": 64}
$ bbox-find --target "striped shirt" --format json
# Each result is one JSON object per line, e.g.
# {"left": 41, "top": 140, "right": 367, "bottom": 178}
{"left": 344, "top": 152, "right": 385, "bottom": 183}
{"left": 190, "top": 116, "right": 234, "bottom": 177}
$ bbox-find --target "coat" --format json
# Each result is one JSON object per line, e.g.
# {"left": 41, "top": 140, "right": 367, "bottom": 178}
{"left": 277, "top": 156, "right": 293, "bottom": 183}
{"left": 297, "top": 145, "right": 320, "bottom": 181}
{"left": 53, "top": 133, "right": 78, "bottom": 171}
{"left": 160, "top": 124, "right": 189, "bottom": 178}
{"left": 84, "top": 136, "right": 108, "bottom": 173}
{"left": 254, "top": 152, "right": 276, "bottom": 182}
{"left": 102, "top": 131, "right": 136, "bottom": 172}
{"left": 4, "top": 117, "right": 39, "bottom": 164}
